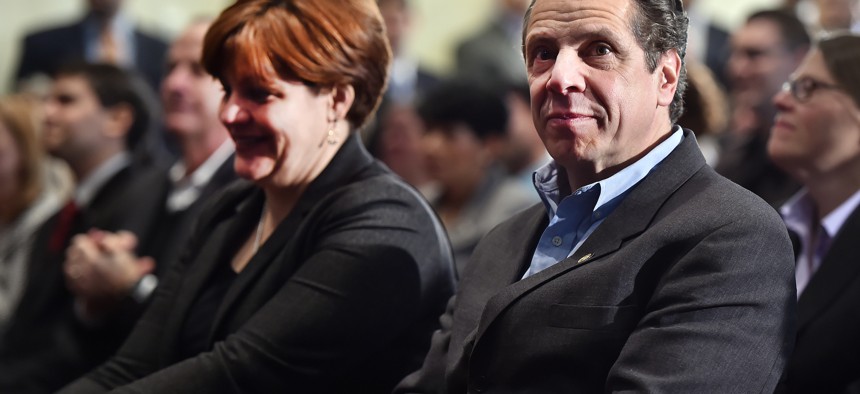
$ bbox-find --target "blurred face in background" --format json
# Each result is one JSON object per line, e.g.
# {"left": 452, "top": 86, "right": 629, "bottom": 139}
{"left": 377, "top": 105, "right": 428, "bottom": 187}
{"left": 0, "top": 120, "right": 21, "bottom": 202}
{"left": 816, "top": 0, "right": 855, "bottom": 31}
{"left": 378, "top": 0, "right": 411, "bottom": 54}
{"left": 43, "top": 76, "right": 111, "bottom": 163}
{"left": 423, "top": 123, "right": 494, "bottom": 195}
{"left": 728, "top": 19, "right": 801, "bottom": 110}
{"left": 161, "top": 22, "right": 224, "bottom": 139}
{"left": 768, "top": 48, "right": 860, "bottom": 179}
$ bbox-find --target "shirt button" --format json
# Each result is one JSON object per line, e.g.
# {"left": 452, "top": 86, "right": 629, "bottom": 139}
{"left": 552, "top": 236, "right": 563, "bottom": 246}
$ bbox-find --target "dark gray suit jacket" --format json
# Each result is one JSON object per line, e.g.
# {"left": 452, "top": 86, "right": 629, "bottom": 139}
{"left": 397, "top": 130, "right": 796, "bottom": 393}
{"left": 777, "top": 204, "right": 860, "bottom": 393}
{"left": 61, "top": 134, "right": 456, "bottom": 393}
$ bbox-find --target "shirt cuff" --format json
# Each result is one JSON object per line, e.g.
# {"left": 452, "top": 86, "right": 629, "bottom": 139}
{"left": 130, "top": 274, "right": 159, "bottom": 304}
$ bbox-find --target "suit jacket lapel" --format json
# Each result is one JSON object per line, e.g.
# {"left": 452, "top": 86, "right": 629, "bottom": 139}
{"left": 796, "top": 205, "right": 860, "bottom": 331}
{"left": 207, "top": 134, "right": 375, "bottom": 340}
{"left": 475, "top": 130, "right": 706, "bottom": 342}
{"left": 160, "top": 191, "right": 259, "bottom": 363}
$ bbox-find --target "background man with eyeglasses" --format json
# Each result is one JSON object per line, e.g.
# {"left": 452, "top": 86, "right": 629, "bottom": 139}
{"left": 395, "top": 0, "right": 796, "bottom": 392}
{"left": 716, "top": 9, "right": 810, "bottom": 207}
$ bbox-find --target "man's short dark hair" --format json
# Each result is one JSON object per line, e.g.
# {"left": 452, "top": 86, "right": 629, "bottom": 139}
{"left": 522, "top": 0, "right": 689, "bottom": 123}
{"left": 54, "top": 62, "right": 156, "bottom": 152}
{"left": 746, "top": 10, "right": 811, "bottom": 52}
{"left": 417, "top": 80, "right": 508, "bottom": 140}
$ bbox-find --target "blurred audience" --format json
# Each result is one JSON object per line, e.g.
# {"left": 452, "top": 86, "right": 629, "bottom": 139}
{"left": 378, "top": 0, "right": 441, "bottom": 105}
{"left": 501, "top": 82, "right": 548, "bottom": 191}
{"left": 717, "top": 10, "right": 809, "bottom": 206}
{"left": 683, "top": 0, "right": 731, "bottom": 87}
{"left": 14, "top": 0, "right": 168, "bottom": 93}
{"left": 456, "top": 0, "right": 530, "bottom": 87}
{"left": 677, "top": 62, "right": 729, "bottom": 166}
{"left": 370, "top": 102, "right": 436, "bottom": 194}
{"left": 768, "top": 34, "right": 860, "bottom": 393}
{"left": 419, "top": 81, "right": 534, "bottom": 272}
{"left": 59, "top": 0, "right": 454, "bottom": 391}
{"left": 0, "top": 63, "right": 165, "bottom": 394}
{"left": 0, "top": 94, "right": 73, "bottom": 336}
{"left": 61, "top": 19, "right": 237, "bottom": 344}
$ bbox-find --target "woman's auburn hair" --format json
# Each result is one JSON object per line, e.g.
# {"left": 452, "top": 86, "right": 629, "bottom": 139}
{"left": 201, "top": 0, "right": 392, "bottom": 129}
{"left": 0, "top": 94, "right": 44, "bottom": 222}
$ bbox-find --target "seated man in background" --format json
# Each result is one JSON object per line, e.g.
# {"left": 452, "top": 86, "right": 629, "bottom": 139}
{"left": 418, "top": 81, "right": 535, "bottom": 272}
{"left": 63, "top": 19, "right": 237, "bottom": 329}
{"left": 0, "top": 63, "right": 165, "bottom": 394}
{"left": 397, "top": 0, "right": 796, "bottom": 391}
{"left": 768, "top": 34, "right": 860, "bottom": 394}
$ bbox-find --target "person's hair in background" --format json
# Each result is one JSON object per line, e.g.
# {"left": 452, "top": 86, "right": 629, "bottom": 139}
{"left": 202, "top": 0, "right": 391, "bottom": 130}
{"left": 678, "top": 62, "right": 729, "bottom": 166}
{"left": 54, "top": 62, "right": 162, "bottom": 167}
{"left": 0, "top": 95, "right": 44, "bottom": 223}
{"left": 521, "top": 0, "right": 690, "bottom": 122}
{"left": 820, "top": 34, "right": 860, "bottom": 106}
{"left": 748, "top": 9, "right": 813, "bottom": 52}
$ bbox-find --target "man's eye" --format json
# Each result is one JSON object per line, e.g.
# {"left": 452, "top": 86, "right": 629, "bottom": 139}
{"left": 535, "top": 47, "right": 554, "bottom": 61}
{"left": 593, "top": 44, "right": 612, "bottom": 56}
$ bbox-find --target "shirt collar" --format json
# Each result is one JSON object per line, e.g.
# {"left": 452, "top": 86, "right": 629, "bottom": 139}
{"left": 168, "top": 139, "right": 235, "bottom": 188}
{"left": 781, "top": 187, "right": 860, "bottom": 240}
{"left": 533, "top": 126, "right": 684, "bottom": 218}
{"left": 74, "top": 152, "right": 131, "bottom": 207}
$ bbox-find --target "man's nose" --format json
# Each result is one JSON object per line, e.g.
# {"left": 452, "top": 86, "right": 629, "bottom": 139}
{"left": 546, "top": 49, "right": 587, "bottom": 95}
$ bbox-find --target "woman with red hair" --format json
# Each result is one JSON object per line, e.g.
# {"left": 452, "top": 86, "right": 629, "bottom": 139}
{"left": 59, "top": 0, "right": 455, "bottom": 392}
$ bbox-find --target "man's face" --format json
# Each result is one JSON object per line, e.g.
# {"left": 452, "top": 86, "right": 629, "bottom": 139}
{"left": 379, "top": 0, "right": 411, "bottom": 54}
{"left": 524, "top": 0, "right": 678, "bottom": 183}
{"left": 43, "top": 75, "right": 111, "bottom": 163}
{"left": 728, "top": 19, "right": 801, "bottom": 110}
{"left": 161, "top": 22, "right": 223, "bottom": 139}
{"left": 422, "top": 123, "right": 493, "bottom": 192}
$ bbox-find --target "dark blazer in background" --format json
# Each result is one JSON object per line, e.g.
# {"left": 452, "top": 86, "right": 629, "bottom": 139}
{"left": 0, "top": 164, "right": 166, "bottom": 394}
{"left": 777, "top": 205, "right": 860, "bottom": 393}
{"left": 14, "top": 18, "right": 168, "bottom": 91}
{"left": 61, "top": 134, "right": 456, "bottom": 393}
{"left": 397, "top": 130, "right": 796, "bottom": 393}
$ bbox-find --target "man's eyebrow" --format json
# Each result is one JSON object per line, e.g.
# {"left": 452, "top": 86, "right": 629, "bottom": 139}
{"left": 526, "top": 26, "right": 624, "bottom": 48}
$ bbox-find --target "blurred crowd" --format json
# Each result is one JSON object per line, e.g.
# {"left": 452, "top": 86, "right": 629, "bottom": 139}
{"left": 0, "top": 0, "right": 859, "bottom": 392}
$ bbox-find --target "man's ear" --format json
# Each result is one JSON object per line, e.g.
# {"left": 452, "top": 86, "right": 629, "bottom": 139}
{"left": 330, "top": 84, "right": 356, "bottom": 122}
{"left": 103, "top": 103, "right": 134, "bottom": 141}
{"left": 657, "top": 49, "right": 682, "bottom": 108}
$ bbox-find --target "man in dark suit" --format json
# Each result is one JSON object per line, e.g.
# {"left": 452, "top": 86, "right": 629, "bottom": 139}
{"left": 767, "top": 34, "right": 860, "bottom": 393}
{"left": 455, "top": 0, "right": 530, "bottom": 88}
{"left": 62, "top": 20, "right": 237, "bottom": 328}
{"left": 0, "top": 63, "right": 165, "bottom": 394}
{"left": 14, "top": 0, "right": 168, "bottom": 93}
{"left": 396, "top": 0, "right": 796, "bottom": 392}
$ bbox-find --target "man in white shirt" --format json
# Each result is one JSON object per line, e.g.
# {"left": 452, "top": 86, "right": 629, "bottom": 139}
{"left": 0, "top": 62, "right": 165, "bottom": 394}
{"left": 64, "top": 20, "right": 236, "bottom": 321}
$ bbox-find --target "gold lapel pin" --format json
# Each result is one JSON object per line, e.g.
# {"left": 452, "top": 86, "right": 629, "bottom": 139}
{"left": 577, "top": 253, "right": 593, "bottom": 264}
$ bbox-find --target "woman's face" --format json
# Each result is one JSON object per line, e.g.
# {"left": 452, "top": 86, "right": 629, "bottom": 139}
{"left": 0, "top": 120, "right": 22, "bottom": 201}
{"left": 218, "top": 65, "right": 345, "bottom": 188}
{"left": 768, "top": 48, "right": 860, "bottom": 179}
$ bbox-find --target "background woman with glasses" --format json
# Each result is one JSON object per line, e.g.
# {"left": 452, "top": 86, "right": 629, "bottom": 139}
{"left": 767, "top": 34, "right": 860, "bottom": 393}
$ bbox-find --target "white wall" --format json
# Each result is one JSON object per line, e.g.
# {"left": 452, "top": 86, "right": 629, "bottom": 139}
{"left": 0, "top": 0, "right": 782, "bottom": 94}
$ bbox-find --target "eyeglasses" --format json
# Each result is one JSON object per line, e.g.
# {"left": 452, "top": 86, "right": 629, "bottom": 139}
{"left": 781, "top": 76, "right": 843, "bottom": 102}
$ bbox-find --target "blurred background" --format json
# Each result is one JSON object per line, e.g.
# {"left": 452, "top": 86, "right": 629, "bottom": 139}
{"left": 0, "top": 0, "right": 784, "bottom": 95}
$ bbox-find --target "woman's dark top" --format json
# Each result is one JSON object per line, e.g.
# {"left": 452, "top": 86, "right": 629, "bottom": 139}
{"left": 59, "top": 133, "right": 456, "bottom": 393}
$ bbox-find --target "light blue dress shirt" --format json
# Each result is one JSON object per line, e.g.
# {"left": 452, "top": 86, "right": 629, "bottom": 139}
{"left": 522, "top": 127, "right": 684, "bottom": 278}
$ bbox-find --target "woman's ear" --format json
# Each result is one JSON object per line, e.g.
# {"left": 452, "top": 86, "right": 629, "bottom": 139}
{"left": 330, "top": 84, "right": 356, "bottom": 121}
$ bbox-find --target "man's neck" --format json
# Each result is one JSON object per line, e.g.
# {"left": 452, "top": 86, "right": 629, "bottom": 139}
{"left": 69, "top": 147, "right": 124, "bottom": 182}
{"left": 178, "top": 131, "right": 230, "bottom": 175}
